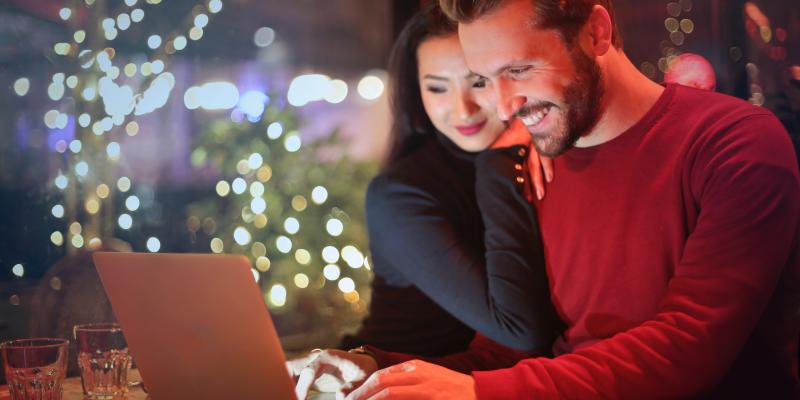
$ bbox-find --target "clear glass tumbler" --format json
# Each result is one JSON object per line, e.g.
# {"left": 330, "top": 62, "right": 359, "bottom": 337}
{"left": 1, "top": 338, "right": 69, "bottom": 400}
{"left": 73, "top": 323, "right": 132, "bottom": 399}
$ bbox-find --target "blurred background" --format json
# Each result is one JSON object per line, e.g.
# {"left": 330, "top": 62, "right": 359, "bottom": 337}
{"left": 0, "top": 0, "right": 798, "bottom": 372}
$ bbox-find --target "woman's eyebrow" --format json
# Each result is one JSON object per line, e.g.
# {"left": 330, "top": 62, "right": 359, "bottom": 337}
{"left": 422, "top": 74, "right": 449, "bottom": 81}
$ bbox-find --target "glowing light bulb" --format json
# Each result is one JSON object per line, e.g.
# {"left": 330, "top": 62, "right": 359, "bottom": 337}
{"left": 323, "top": 264, "right": 341, "bottom": 281}
{"left": 311, "top": 186, "right": 328, "bottom": 204}
{"left": 146, "top": 237, "right": 161, "bottom": 252}
{"left": 338, "top": 277, "right": 355, "bottom": 293}
{"left": 118, "top": 214, "right": 133, "bottom": 229}
{"left": 322, "top": 246, "right": 340, "bottom": 263}
{"left": 326, "top": 219, "right": 343, "bottom": 236}
{"left": 233, "top": 226, "right": 251, "bottom": 245}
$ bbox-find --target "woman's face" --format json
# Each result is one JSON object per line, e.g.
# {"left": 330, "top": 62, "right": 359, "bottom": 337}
{"left": 417, "top": 34, "right": 506, "bottom": 152}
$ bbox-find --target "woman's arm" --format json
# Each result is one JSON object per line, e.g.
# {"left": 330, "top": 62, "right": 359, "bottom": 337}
{"left": 366, "top": 145, "right": 562, "bottom": 351}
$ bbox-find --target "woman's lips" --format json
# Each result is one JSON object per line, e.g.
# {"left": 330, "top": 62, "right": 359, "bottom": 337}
{"left": 455, "top": 120, "right": 487, "bottom": 136}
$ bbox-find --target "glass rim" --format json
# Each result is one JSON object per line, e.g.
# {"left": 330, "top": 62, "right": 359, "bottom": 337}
{"left": 0, "top": 338, "right": 69, "bottom": 350}
{"left": 73, "top": 322, "right": 123, "bottom": 333}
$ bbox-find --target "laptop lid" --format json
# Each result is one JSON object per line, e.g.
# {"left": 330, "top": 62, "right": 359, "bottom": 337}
{"left": 93, "top": 252, "right": 295, "bottom": 400}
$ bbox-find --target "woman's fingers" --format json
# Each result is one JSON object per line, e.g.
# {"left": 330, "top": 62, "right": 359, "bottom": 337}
{"left": 527, "top": 144, "right": 545, "bottom": 200}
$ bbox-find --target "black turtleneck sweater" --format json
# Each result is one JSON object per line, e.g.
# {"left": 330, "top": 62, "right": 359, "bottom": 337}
{"left": 340, "top": 133, "right": 562, "bottom": 354}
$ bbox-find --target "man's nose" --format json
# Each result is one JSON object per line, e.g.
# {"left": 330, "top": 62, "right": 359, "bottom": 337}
{"left": 494, "top": 81, "right": 525, "bottom": 121}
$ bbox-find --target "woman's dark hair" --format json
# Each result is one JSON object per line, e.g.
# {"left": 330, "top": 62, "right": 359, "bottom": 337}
{"left": 383, "top": 3, "right": 457, "bottom": 170}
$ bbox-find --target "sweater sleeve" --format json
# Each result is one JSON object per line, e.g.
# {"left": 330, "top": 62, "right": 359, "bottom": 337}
{"left": 364, "top": 333, "right": 538, "bottom": 373}
{"left": 473, "top": 114, "right": 800, "bottom": 398}
{"left": 366, "top": 145, "right": 562, "bottom": 351}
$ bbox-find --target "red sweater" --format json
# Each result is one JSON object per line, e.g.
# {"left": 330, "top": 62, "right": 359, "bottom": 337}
{"left": 475, "top": 85, "right": 800, "bottom": 398}
{"left": 372, "top": 85, "right": 800, "bottom": 398}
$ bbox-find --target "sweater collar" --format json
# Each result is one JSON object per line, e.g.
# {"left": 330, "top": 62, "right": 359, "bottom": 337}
{"left": 435, "top": 132, "right": 479, "bottom": 162}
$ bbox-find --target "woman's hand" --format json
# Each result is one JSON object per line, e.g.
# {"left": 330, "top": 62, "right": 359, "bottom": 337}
{"left": 287, "top": 349, "right": 378, "bottom": 399}
{"left": 490, "top": 119, "right": 554, "bottom": 201}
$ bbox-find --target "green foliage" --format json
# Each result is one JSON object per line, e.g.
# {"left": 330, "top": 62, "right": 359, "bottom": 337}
{"left": 187, "top": 101, "right": 377, "bottom": 348}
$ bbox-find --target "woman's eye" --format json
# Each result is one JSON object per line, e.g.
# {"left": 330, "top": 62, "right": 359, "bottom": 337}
{"left": 425, "top": 86, "right": 446, "bottom": 94}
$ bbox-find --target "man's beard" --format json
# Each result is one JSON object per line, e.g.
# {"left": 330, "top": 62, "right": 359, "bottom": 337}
{"left": 522, "top": 48, "right": 604, "bottom": 157}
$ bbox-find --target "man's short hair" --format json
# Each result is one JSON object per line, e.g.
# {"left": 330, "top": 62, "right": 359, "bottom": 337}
{"left": 438, "top": 0, "right": 623, "bottom": 49}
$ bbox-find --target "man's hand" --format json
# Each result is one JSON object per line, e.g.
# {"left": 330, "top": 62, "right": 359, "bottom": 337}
{"left": 490, "top": 119, "right": 554, "bottom": 201}
{"left": 287, "top": 349, "right": 378, "bottom": 399}
{"left": 345, "top": 360, "right": 476, "bottom": 400}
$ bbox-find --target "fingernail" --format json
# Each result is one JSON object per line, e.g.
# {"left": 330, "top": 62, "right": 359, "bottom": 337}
{"left": 536, "top": 188, "right": 544, "bottom": 200}
{"left": 546, "top": 171, "right": 553, "bottom": 182}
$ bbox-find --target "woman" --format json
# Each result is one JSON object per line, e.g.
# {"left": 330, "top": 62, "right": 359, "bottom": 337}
{"left": 290, "top": 4, "right": 561, "bottom": 396}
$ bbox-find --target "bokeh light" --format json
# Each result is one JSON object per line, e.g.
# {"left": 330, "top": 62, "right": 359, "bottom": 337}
{"left": 13, "top": 78, "right": 30, "bottom": 96}
{"left": 269, "top": 284, "right": 286, "bottom": 307}
{"left": 216, "top": 180, "right": 230, "bottom": 197}
{"left": 338, "top": 277, "right": 355, "bottom": 293}
{"left": 254, "top": 27, "right": 275, "bottom": 47}
{"left": 276, "top": 236, "right": 292, "bottom": 253}
{"left": 322, "top": 246, "right": 340, "bottom": 263}
{"left": 295, "top": 249, "right": 311, "bottom": 265}
{"left": 146, "top": 237, "right": 161, "bottom": 252}
{"left": 118, "top": 214, "right": 133, "bottom": 230}
{"left": 357, "top": 75, "right": 384, "bottom": 100}
{"left": 311, "top": 186, "right": 328, "bottom": 204}
{"left": 233, "top": 226, "right": 252, "bottom": 245}
{"left": 326, "top": 218, "right": 343, "bottom": 236}
{"left": 294, "top": 273, "right": 309, "bottom": 288}
{"left": 267, "top": 122, "right": 283, "bottom": 139}
{"left": 117, "top": 176, "right": 132, "bottom": 192}
{"left": 284, "top": 217, "right": 300, "bottom": 234}
{"left": 126, "top": 195, "right": 141, "bottom": 211}
{"left": 323, "top": 264, "right": 341, "bottom": 281}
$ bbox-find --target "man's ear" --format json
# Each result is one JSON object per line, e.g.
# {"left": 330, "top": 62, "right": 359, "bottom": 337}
{"left": 585, "top": 5, "right": 613, "bottom": 56}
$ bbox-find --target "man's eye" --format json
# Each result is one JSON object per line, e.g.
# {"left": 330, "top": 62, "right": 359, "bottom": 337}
{"left": 508, "top": 66, "right": 531, "bottom": 76}
{"left": 472, "top": 79, "right": 487, "bottom": 88}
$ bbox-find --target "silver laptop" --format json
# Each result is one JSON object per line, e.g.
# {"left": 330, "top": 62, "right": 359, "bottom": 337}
{"left": 93, "top": 252, "right": 296, "bottom": 400}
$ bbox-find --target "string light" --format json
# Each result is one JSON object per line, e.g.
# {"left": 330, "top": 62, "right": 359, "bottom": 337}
{"left": 337, "top": 277, "right": 356, "bottom": 293}
{"left": 294, "top": 273, "right": 309, "bottom": 288}
{"left": 232, "top": 178, "right": 247, "bottom": 194}
{"left": 117, "top": 177, "right": 132, "bottom": 192}
{"left": 311, "top": 186, "right": 328, "bottom": 204}
{"left": 269, "top": 284, "right": 286, "bottom": 307}
{"left": 326, "top": 218, "right": 344, "bottom": 236}
{"left": 210, "top": 238, "right": 224, "bottom": 253}
{"left": 284, "top": 217, "right": 300, "bottom": 234}
{"left": 146, "top": 237, "right": 161, "bottom": 252}
{"left": 216, "top": 181, "right": 231, "bottom": 197}
{"left": 233, "top": 226, "right": 252, "bottom": 245}
{"left": 323, "top": 264, "right": 341, "bottom": 281}
{"left": 50, "top": 232, "right": 64, "bottom": 246}
{"left": 267, "top": 122, "right": 283, "bottom": 139}
{"left": 13, "top": 78, "right": 30, "bottom": 96}
{"left": 118, "top": 214, "right": 133, "bottom": 230}
{"left": 276, "top": 236, "right": 292, "bottom": 253}
{"left": 125, "top": 195, "right": 141, "bottom": 211}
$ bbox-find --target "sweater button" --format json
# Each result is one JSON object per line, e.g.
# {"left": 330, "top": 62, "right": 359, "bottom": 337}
{"left": 517, "top": 148, "right": 526, "bottom": 157}
{"left": 516, "top": 176, "right": 525, "bottom": 184}
{"left": 514, "top": 163, "right": 523, "bottom": 171}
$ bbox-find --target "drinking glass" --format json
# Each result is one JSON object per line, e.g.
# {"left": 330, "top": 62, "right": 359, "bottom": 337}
{"left": 73, "top": 323, "right": 132, "bottom": 399}
{"left": 1, "top": 338, "right": 69, "bottom": 400}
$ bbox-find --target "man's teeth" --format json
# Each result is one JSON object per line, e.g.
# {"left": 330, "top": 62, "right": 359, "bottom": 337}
{"left": 521, "top": 108, "right": 549, "bottom": 126}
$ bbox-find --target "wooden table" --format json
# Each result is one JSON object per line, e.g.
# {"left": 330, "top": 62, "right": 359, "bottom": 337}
{"left": 0, "top": 370, "right": 147, "bottom": 400}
